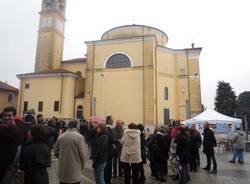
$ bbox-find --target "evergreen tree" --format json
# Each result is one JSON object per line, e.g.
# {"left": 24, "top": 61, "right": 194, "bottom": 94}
{"left": 237, "top": 91, "right": 250, "bottom": 130}
{"left": 214, "top": 81, "right": 237, "bottom": 117}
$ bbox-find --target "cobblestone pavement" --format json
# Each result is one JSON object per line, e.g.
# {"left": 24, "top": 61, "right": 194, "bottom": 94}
{"left": 49, "top": 150, "right": 250, "bottom": 184}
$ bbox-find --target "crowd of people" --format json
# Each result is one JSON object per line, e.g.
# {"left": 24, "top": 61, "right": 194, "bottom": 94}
{"left": 0, "top": 106, "right": 246, "bottom": 184}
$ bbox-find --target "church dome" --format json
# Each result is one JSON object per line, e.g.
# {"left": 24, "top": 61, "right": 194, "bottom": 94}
{"left": 101, "top": 25, "right": 168, "bottom": 46}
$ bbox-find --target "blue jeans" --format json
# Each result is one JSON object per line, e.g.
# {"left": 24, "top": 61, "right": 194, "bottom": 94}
{"left": 232, "top": 148, "right": 244, "bottom": 162}
{"left": 94, "top": 162, "right": 106, "bottom": 184}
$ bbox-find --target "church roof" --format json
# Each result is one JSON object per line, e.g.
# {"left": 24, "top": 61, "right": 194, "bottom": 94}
{"left": 101, "top": 24, "right": 168, "bottom": 46}
{"left": 0, "top": 81, "right": 18, "bottom": 92}
{"left": 17, "top": 69, "right": 83, "bottom": 79}
{"left": 62, "top": 58, "right": 87, "bottom": 63}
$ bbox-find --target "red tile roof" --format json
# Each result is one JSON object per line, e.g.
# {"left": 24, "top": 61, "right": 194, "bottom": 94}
{"left": 0, "top": 81, "right": 18, "bottom": 92}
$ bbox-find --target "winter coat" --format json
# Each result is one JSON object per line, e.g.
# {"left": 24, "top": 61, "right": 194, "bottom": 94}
{"left": 15, "top": 120, "right": 27, "bottom": 144}
{"left": 189, "top": 133, "right": 202, "bottom": 153}
{"left": 145, "top": 133, "right": 156, "bottom": 161}
{"left": 152, "top": 133, "right": 170, "bottom": 164}
{"left": 176, "top": 133, "right": 190, "bottom": 165}
{"left": 0, "top": 124, "right": 19, "bottom": 182}
{"left": 112, "top": 127, "right": 124, "bottom": 156}
{"left": 232, "top": 130, "right": 245, "bottom": 149}
{"left": 91, "top": 133, "right": 109, "bottom": 166}
{"left": 46, "top": 125, "right": 58, "bottom": 149}
{"left": 120, "top": 129, "right": 142, "bottom": 164}
{"left": 140, "top": 132, "right": 147, "bottom": 164}
{"left": 203, "top": 128, "right": 217, "bottom": 154}
{"left": 54, "top": 128, "right": 87, "bottom": 183}
{"left": 106, "top": 125, "right": 116, "bottom": 159}
{"left": 20, "top": 140, "right": 50, "bottom": 184}
{"left": 0, "top": 143, "right": 17, "bottom": 182}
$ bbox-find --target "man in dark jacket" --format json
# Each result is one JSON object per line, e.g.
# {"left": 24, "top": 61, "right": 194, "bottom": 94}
{"left": 91, "top": 123, "right": 108, "bottom": 184}
{"left": 0, "top": 124, "right": 20, "bottom": 182}
{"left": 1, "top": 106, "right": 26, "bottom": 144}
{"left": 137, "top": 124, "right": 147, "bottom": 184}
{"left": 145, "top": 128, "right": 159, "bottom": 177}
{"left": 105, "top": 116, "right": 115, "bottom": 184}
{"left": 203, "top": 122, "right": 217, "bottom": 174}
{"left": 175, "top": 125, "right": 190, "bottom": 184}
{"left": 152, "top": 127, "right": 170, "bottom": 182}
{"left": 112, "top": 120, "right": 124, "bottom": 177}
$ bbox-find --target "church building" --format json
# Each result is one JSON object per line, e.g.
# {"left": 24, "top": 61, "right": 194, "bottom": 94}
{"left": 17, "top": 0, "right": 202, "bottom": 125}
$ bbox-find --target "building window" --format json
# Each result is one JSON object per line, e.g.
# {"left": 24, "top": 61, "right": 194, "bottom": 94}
{"left": 106, "top": 54, "right": 131, "bottom": 69}
{"left": 23, "top": 101, "right": 28, "bottom": 112}
{"left": 76, "top": 105, "right": 83, "bottom": 119}
{"left": 164, "top": 87, "right": 168, "bottom": 100}
{"left": 8, "top": 94, "right": 12, "bottom": 102}
{"left": 25, "top": 83, "right": 30, "bottom": 89}
{"left": 38, "top": 101, "right": 43, "bottom": 112}
{"left": 54, "top": 101, "right": 59, "bottom": 112}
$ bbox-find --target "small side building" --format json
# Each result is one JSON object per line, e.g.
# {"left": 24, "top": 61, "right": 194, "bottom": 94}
{"left": 0, "top": 81, "right": 18, "bottom": 112}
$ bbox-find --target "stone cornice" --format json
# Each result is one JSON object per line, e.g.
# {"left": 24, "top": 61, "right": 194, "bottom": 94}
{"left": 85, "top": 35, "right": 157, "bottom": 46}
{"left": 157, "top": 46, "right": 202, "bottom": 55}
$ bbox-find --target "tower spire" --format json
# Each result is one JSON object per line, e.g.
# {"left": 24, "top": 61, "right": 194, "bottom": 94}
{"left": 34, "top": 0, "right": 67, "bottom": 72}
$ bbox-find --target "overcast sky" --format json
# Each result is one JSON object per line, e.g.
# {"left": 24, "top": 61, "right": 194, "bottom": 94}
{"left": 0, "top": 0, "right": 249, "bottom": 109}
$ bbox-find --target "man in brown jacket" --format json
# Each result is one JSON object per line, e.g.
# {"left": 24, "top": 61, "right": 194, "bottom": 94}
{"left": 55, "top": 119, "right": 87, "bottom": 184}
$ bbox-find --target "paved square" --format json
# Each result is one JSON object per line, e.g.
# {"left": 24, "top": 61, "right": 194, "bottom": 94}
{"left": 49, "top": 150, "right": 250, "bottom": 184}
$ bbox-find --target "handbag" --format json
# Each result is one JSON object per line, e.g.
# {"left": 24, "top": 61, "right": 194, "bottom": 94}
{"left": 0, "top": 146, "right": 25, "bottom": 184}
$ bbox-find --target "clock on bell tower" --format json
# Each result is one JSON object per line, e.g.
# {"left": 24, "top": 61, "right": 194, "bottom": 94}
{"left": 35, "top": 0, "right": 67, "bottom": 72}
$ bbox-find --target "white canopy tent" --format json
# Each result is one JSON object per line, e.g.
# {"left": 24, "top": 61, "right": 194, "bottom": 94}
{"left": 181, "top": 109, "right": 242, "bottom": 134}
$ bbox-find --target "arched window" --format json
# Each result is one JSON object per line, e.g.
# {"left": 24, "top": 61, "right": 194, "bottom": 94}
{"left": 76, "top": 105, "right": 83, "bottom": 119}
{"left": 106, "top": 54, "right": 131, "bottom": 69}
{"left": 164, "top": 87, "right": 168, "bottom": 100}
{"left": 77, "top": 105, "right": 83, "bottom": 110}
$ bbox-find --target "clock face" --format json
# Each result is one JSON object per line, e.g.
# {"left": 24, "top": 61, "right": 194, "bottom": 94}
{"left": 41, "top": 17, "right": 53, "bottom": 28}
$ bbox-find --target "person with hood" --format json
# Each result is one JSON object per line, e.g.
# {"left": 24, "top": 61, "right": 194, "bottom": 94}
{"left": 121, "top": 123, "right": 141, "bottom": 184}
{"left": 229, "top": 127, "right": 245, "bottom": 164}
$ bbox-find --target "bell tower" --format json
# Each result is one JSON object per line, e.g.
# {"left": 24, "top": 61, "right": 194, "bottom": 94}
{"left": 35, "top": 0, "right": 67, "bottom": 72}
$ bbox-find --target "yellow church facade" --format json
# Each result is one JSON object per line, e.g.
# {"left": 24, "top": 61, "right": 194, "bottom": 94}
{"left": 17, "top": 0, "right": 202, "bottom": 125}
